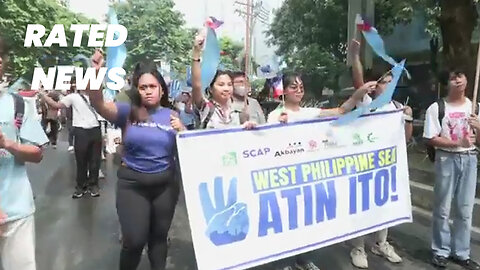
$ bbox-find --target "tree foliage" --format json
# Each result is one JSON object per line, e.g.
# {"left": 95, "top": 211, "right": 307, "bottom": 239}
{"left": 114, "top": 0, "right": 193, "bottom": 73}
{"left": 0, "top": 0, "right": 94, "bottom": 79}
{"left": 269, "top": 0, "right": 480, "bottom": 96}
{"left": 267, "top": 0, "right": 348, "bottom": 91}
{"left": 219, "top": 36, "right": 243, "bottom": 71}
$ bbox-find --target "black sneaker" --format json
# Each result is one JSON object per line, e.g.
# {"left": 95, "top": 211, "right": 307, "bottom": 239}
{"left": 450, "top": 257, "right": 480, "bottom": 270}
{"left": 89, "top": 186, "right": 100, "bottom": 197}
{"left": 72, "top": 188, "right": 86, "bottom": 199}
{"left": 432, "top": 255, "right": 448, "bottom": 268}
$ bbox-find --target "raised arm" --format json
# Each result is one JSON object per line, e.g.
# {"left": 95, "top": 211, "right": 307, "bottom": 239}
{"left": 349, "top": 39, "right": 365, "bottom": 89}
{"left": 340, "top": 81, "right": 377, "bottom": 113}
{"left": 88, "top": 87, "right": 118, "bottom": 123}
{"left": 87, "top": 49, "right": 118, "bottom": 123}
{"left": 192, "top": 33, "right": 205, "bottom": 109}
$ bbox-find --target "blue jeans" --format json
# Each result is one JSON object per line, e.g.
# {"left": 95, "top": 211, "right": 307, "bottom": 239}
{"left": 432, "top": 150, "right": 477, "bottom": 260}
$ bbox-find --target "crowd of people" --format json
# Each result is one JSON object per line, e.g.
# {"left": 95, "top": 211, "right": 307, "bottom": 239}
{"left": 0, "top": 25, "right": 480, "bottom": 270}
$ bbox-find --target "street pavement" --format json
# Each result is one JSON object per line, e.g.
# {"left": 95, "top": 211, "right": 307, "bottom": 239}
{"left": 25, "top": 137, "right": 480, "bottom": 270}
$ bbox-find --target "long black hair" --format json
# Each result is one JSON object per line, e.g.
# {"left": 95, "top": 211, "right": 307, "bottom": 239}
{"left": 126, "top": 61, "right": 171, "bottom": 123}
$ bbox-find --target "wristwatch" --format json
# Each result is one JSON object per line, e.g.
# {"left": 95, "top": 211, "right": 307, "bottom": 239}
{"left": 193, "top": 58, "right": 201, "bottom": 62}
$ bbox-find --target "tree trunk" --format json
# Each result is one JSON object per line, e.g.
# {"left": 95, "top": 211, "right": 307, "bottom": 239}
{"left": 439, "top": 0, "right": 478, "bottom": 98}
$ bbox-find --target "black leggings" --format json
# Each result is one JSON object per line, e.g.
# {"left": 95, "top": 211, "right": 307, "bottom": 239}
{"left": 116, "top": 166, "right": 179, "bottom": 270}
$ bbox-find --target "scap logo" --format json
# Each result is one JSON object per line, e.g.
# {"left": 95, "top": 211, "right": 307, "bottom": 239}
{"left": 242, "top": 148, "right": 271, "bottom": 158}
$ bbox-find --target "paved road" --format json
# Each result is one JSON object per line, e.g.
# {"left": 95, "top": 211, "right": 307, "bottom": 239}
{"left": 26, "top": 138, "right": 480, "bottom": 270}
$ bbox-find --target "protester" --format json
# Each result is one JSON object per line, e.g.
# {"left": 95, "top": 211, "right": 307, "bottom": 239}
{"left": 191, "top": 34, "right": 256, "bottom": 130}
{"left": 231, "top": 71, "right": 266, "bottom": 124}
{"left": 423, "top": 68, "right": 480, "bottom": 270}
{"left": 42, "top": 90, "right": 61, "bottom": 149}
{"left": 175, "top": 90, "right": 195, "bottom": 130}
{"left": 267, "top": 74, "right": 361, "bottom": 124}
{"left": 88, "top": 57, "right": 184, "bottom": 270}
{"left": 266, "top": 72, "right": 371, "bottom": 270}
{"left": 0, "top": 35, "right": 48, "bottom": 270}
{"left": 347, "top": 39, "right": 413, "bottom": 269}
{"left": 39, "top": 50, "right": 103, "bottom": 199}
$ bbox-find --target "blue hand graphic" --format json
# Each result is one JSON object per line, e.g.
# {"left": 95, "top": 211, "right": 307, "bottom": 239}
{"left": 199, "top": 177, "right": 249, "bottom": 246}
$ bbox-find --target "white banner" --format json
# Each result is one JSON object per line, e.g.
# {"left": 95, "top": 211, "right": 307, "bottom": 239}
{"left": 177, "top": 110, "right": 412, "bottom": 270}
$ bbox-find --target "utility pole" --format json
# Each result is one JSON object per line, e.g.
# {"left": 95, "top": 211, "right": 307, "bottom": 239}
{"left": 246, "top": 0, "right": 251, "bottom": 76}
{"left": 235, "top": 0, "right": 270, "bottom": 76}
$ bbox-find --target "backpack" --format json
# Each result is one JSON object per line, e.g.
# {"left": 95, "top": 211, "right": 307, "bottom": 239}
{"left": 12, "top": 93, "right": 25, "bottom": 131}
{"left": 425, "top": 99, "right": 479, "bottom": 162}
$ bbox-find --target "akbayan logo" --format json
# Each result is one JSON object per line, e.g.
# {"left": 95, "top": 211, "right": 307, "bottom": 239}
{"left": 274, "top": 142, "right": 305, "bottom": 157}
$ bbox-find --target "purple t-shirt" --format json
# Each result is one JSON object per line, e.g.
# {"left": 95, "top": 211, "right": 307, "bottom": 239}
{"left": 115, "top": 103, "right": 176, "bottom": 174}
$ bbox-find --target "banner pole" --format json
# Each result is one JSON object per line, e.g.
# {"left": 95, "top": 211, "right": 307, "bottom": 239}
{"left": 472, "top": 41, "right": 480, "bottom": 113}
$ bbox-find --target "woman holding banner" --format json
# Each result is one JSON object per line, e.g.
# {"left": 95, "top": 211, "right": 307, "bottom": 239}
{"left": 267, "top": 74, "right": 370, "bottom": 124}
{"left": 88, "top": 53, "right": 184, "bottom": 270}
{"left": 191, "top": 34, "right": 256, "bottom": 130}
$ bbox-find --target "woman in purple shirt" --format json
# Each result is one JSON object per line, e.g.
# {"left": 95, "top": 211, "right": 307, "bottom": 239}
{"left": 88, "top": 56, "right": 184, "bottom": 270}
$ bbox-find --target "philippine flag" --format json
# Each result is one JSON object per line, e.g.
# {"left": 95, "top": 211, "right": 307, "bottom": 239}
{"left": 271, "top": 75, "right": 284, "bottom": 99}
{"left": 206, "top": 16, "right": 224, "bottom": 30}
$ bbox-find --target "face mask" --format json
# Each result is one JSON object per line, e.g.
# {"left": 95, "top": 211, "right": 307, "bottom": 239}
{"left": 234, "top": 86, "right": 247, "bottom": 97}
{"left": 177, "top": 102, "right": 186, "bottom": 110}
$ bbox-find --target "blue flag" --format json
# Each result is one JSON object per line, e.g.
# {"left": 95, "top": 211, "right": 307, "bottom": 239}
{"left": 333, "top": 60, "right": 406, "bottom": 126}
{"left": 104, "top": 7, "right": 127, "bottom": 101}
{"left": 201, "top": 28, "right": 221, "bottom": 93}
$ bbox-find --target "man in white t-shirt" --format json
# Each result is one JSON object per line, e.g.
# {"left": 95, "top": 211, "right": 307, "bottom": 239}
{"left": 423, "top": 68, "right": 480, "bottom": 270}
{"left": 40, "top": 88, "right": 102, "bottom": 199}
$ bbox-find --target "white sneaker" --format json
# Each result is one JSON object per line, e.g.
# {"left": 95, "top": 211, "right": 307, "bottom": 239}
{"left": 371, "top": 241, "right": 402, "bottom": 263}
{"left": 351, "top": 247, "right": 368, "bottom": 269}
{"left": 67, "top": 146, "right": 74, "bottom": 152}
{"left": 295, "top": 261, "right": 321, "bottom": 270}
{"left": 99, "top": 170, "right": 105, "bottom": 179}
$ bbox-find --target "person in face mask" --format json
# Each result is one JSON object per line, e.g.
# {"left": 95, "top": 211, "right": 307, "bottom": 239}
{"left": 232, "top": 71, "right": 266, "bottom": 124}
